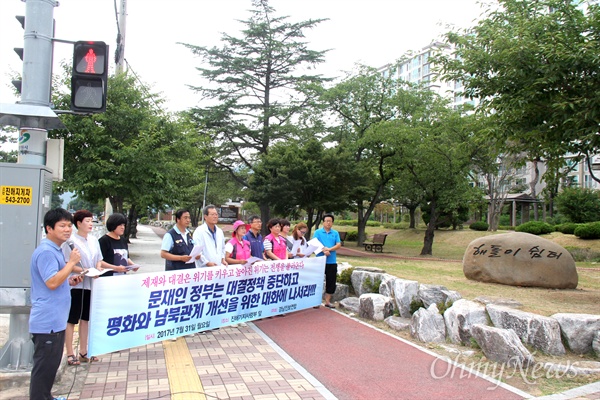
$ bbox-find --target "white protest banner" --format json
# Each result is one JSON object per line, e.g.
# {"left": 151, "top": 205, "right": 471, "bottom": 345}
{"left": 88, "top": 256, "right": 325, "bottom": 356}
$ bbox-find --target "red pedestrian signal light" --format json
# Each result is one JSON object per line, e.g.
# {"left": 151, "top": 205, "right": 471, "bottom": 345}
{"left": 71, "top": 41, "right": 108, "bottom": 113}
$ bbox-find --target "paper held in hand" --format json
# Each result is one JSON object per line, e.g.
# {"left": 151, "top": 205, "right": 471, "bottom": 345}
{"left": 84, "top": 267, "right": 113, "bottom": 277}
{"left": 126, "top": 264, "right": 142, "bottom": 271}
{"left": 243, "top": 256, "right": 264, "bottom": 266}
{"left": 305, "top": 238, "right": 324, "bottom": 256}
{"left": 186, "top": 244, "right": 204, "bottom": 264}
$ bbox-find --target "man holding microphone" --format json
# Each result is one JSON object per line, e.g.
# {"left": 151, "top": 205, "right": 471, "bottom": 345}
{"left": 29, "top": 208, "right": 84, "bottom": 400}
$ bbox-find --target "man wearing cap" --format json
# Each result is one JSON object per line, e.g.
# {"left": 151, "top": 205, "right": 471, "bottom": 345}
{"left": 225, "top": 220, "right": 251, "bottom": 264}
{"left": 193, "top": 205, "right": 228, "bottom": 267}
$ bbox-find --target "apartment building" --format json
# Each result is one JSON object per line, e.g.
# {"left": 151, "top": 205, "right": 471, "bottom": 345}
{"left": 379, "top": 42, "right": 599, "bottom": 197}
{"left": 377, "top": 41, "right": 477, "bottom": 109}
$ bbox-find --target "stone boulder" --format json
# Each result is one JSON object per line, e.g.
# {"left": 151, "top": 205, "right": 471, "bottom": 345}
{"left": 392, "top": 278, "right": 419, "bottom": 318}
{"left": 487, "top": 304, "right": 565, "bottom": 355}
{"left": 378, "top": 273, "right": 397, "bottom": 298}
{"left": 339, "top": 297, "right": 360, "bottom": 313}
{"left": 358, "top": 294, "right": 394, "bottom": 321}
{"left": 444, "top": 299, "right": 489, "bottom": 346}
{"left": 353, "top": 266, "right": 386, "bottom": 273}
{"left": 552, "top": 313, "right": 600, "bottom": 354}
{"left": 463, "top": 232, "right": 578, "bottom": 289}
{"left": 351, "top": 270, "right": 386, "bottom": 297}
{"left": 418, "top": 284, "right": 461, "bottom": 308}
{"left": 593, "top": 331, "right": 600, "bottom": 356}
{"left": 385, "top": 316, "right": 411, "bottom": 332}
{"left": 410, "top": 304, "right": 446, "bottom": 343}
{"left": 471, "top": 324, "right": 535, "bottom": 367}
{"left": 331, "top": 283, "right": 349, "bottom": 303}
{"left": 443, "top": 290, "right": 462, "bottom": 306}
{"left": 474, "top": 296, "right": 523, "bottom": 309}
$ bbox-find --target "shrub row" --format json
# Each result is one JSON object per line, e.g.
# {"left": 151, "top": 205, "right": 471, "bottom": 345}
{"left": 468, "top": 220, "right": 600, "bottom": 239}
{"left": 555, "top": 222, "right": 579, "bottom": 235}
{"left": 497, "top": 225, "right": 516, "bottom": 230}
{"left": 338, "top": 218, "right": 600, "bottom": 239}
{"left": 336, "top": 220, "right": 383, "bottom": 227}
{"left": 515, "top": 221, "right": 555, "bottom": 235}
{"left": 469, "top": 221, "right": 489, "bottom": 231}
{"left": 574, "top": 222, "right": 600, "bottom": 240}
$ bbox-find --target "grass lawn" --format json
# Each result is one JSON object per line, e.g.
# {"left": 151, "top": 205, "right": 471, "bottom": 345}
{"left": 335, "top": 225, "right": 600, "bottom": 315}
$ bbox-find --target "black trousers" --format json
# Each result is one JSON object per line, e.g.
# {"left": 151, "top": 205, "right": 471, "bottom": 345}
{"left": 30, "top": 330, "right": 65, "bottom": 400}
{"left": 325, "top": 263, "right": 338, "bottom": 294}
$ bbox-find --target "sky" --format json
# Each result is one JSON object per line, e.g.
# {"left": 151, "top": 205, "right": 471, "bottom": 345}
{"left": 0, "top": 0, "right": 486, "bottom": 115}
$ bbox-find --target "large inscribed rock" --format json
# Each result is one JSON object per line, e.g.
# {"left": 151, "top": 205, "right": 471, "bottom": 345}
{"left": 463, "top": 232, "right": 577, "bottom": 289}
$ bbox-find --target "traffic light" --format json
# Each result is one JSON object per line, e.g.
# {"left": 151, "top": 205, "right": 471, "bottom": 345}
{"left": 71, "top": 41, "right": 108, "bottom": 113}
{"left": 12, "top": 15, "right": 25, "bottom": 94}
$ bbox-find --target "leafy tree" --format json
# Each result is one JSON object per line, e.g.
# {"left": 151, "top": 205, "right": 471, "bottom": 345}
{"left": 180, "top": 0, "right": 330, "bottom": 229}
{"left": 540, "top": 155, "right": 580, "bottom": 219}
{"left": 51, "top": 191, "right": 63, "bottom": 209}
{"left": 438, "top": 0, "right": 600, "bottom": 183}
{"left": 473, "top": 146, "right": 529, "bottom": 231}
{"left": 248, "top": 138, "right": 352, "bottom": 236}
{"left": 0, "top": 127, "right": 18, "bottom": 163}
{"left": 65, "top": 196, "right": 102, "bottom": 214}
{"left": 390, "top": 171, "right": 425, "bottom": 229}
{"left": 555, "top": 187, "right": 600, "bottom": 223}
{"left": 389, "top": 99, "right": 476, "bottom": 255}
{"left": 320, "top": 65, "right": 426, "bottom": 245}
{"left": 51, "top": 70, "right": 202, "bottom": 238}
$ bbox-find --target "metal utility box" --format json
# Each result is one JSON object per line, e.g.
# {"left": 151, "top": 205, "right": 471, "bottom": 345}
{"left": 0, "top": 163, "right": 52, "bottom": 288}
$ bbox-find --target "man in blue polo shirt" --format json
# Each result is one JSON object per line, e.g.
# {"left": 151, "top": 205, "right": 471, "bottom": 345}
{"left": 313, "top": 214, "right": 342, "bottom": 308}
{"left": 29, "top": 208, "right": 83, "bottom": 400}
{"left": 243, "top": 215, "right": 266, "bottom": 260}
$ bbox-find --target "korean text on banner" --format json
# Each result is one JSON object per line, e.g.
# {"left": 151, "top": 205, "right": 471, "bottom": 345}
{"left": 88, "top": 256, "right": 325, "bottom": 356}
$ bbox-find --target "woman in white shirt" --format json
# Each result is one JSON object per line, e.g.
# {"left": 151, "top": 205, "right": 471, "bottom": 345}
{"left": 61, "top": 209, "right": 103, "bottom": 365}
{"left": 290, "top": 222, "right": 310, "bottom": 258}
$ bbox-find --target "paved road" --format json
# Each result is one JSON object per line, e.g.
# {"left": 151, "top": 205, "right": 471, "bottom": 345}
{"left": 255, "top": 307, "right": 526, "bottom": 400}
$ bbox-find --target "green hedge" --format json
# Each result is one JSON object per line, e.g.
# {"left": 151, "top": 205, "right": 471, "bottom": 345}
{"left": 345, "top": 231, "right": 359, "bottom": 241}
{"left": 497, "top": 225, "right": 516, "bottom": 230}
{"left": 574, "top": 222, "right": 600, "bottom": 239}
{"left": 515, "top": 221, "right": 554, "bottom": 235}
{"left": 382, "top": 222, "right": 407, "bottom": 229}
{"left": 555, "top": 223, "right": 579, "bottom": 235}
{"left": 336, "top": 220, "right": 358, "bottom": 226}
{"left": 469, "top": 221, "right": 489, "bottom": 231}
{"left": 336, "top": 220, "right": 381, "bottom": 227}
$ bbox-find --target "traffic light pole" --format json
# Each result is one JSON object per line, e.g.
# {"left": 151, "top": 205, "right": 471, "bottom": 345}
{"left": 18, "top": 0, "right": 57, "bottom": 164}
{"left": 0, "top": 0, "right": 59, "bottom": 372}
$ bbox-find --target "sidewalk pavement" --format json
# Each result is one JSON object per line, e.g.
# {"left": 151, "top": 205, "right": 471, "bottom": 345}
{"left": 2, "top": 224, "right": 600, "bottom": 399}
{"left": 1, "top": 224, "right": 336, "bottom": 400}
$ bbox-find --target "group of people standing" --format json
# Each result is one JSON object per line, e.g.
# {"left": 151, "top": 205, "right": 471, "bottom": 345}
{"left": 161, "top": 206, "right": 342, "bottom": 308}
{"left": 28, "top": 205, "right": 341, "bottom": 399}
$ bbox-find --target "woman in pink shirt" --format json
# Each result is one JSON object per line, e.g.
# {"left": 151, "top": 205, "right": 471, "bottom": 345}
{"left": 225, "top": 220, "right": 251, "bottom": 264}
{"left": 263, "top": 218, "right": 288, "bottom": 260}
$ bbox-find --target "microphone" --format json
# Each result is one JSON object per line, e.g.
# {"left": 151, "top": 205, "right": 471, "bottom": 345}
{"left": 66, "top": 240, "right": 85, "bottom": 270}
